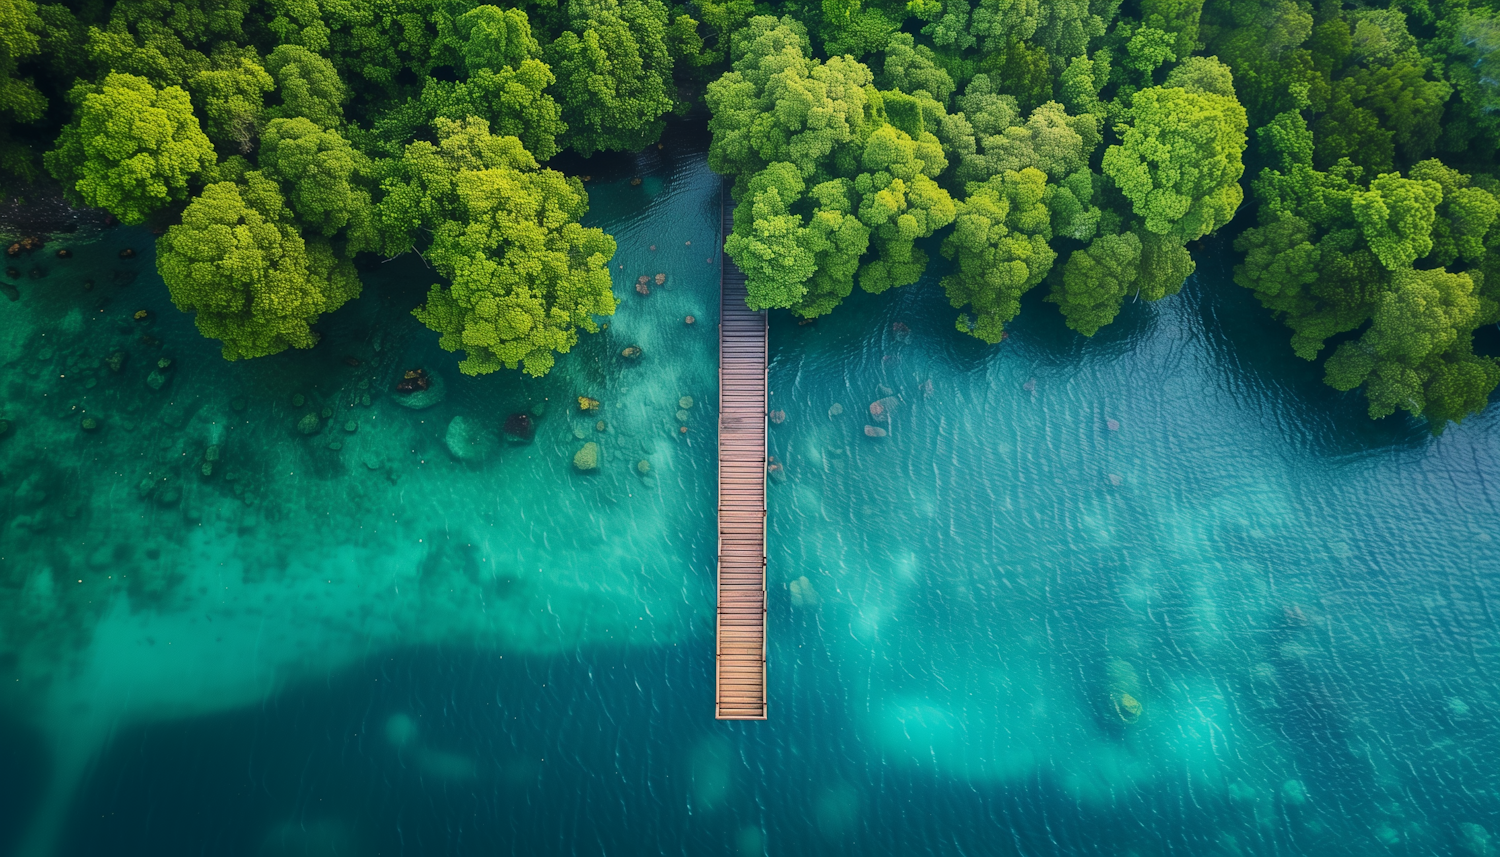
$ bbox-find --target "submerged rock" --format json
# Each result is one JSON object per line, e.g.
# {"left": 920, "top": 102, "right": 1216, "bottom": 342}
{"left": 1281, "top": 779, "right": 1308, "bottom": 806}
{"left": 0, "top": 282, "right": 17, "bottom": 302}
{"left": 679, "top": 395, "right": 693, "bottom": 409}
{"left": 864, "top": 425, "right": 887, "bottom": 437}
{"left": 789, "top": 576, "right": 819, "bottom": 608}
{"left": 296, "top": 412, "right": 321, "bottom": 435}
{"left": 637, "top": 459, "right": 650, "bottom": 475}
{"left": 445, "top": 416, "right": 497, "bottom": 462}
{"left": 573, "top": 442, "right": 599, "bottom": 471}
{"left": 393, "top": 370, "right": 445, "bottom": 409}
{"left": 578, "top": 396, "right": 600, "bottom": 411}
{"left": 503, "top": 412, "right": 535, "bottom": 442}
{"left": 770, "top": 410, "right": 785, "bottom": 424}
{"left": 828, "top": 403, "right": 843, "bottom": 418}
{"left": 291, "top": 393, "right": 305, "bottom": 407}
{"left": 145, "top": 368, "right": 169, "bottom": 391}
{"left": 869, "top": 396, "right": 900, "bottom": 421}
{"left": 654, "top": 272, "right": 665, "bottom": 285}
{"left": 676, "top": 409, "right": 690, "bottom": 422}
{"left": 621, "top": 346, "right": 642, "bottom": 360}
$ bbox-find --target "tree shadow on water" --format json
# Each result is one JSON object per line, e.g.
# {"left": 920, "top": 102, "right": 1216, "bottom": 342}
{"left": 1183, "top": 237, "right": 1439, "bottom": 459}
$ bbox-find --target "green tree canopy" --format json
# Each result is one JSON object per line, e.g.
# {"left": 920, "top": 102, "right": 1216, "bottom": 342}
{"left": 388, "top": 117, "right": 617, "bottom": 376}
{"left": 546, "top": 0, "right": 675, "bottom": 156}
{"left": 45, "top": 72, "right": 215, "bottom": 224}
{"left": 157, "top": 172, "right": 361, "bottom": 359}
{"left": 421, "top": 5, "right": 565, "bottom": 160}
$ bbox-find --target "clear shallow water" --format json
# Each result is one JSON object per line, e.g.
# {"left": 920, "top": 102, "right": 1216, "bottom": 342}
{"left": 0, "top": 134, "right": 1498, "bottom": 857}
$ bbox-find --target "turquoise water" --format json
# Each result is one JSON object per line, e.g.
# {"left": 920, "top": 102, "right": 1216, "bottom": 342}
{"left": 1, "top": 131, "right": 1499, "bottom": 857}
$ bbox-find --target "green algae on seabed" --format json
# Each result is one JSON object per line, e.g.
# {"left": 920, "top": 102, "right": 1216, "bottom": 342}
{"left": 0, "top": 153, "right": 724, "bottom": 856}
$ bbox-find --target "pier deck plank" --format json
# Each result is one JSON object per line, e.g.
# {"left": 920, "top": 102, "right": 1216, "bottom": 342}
{"left": 716, "top": 180, "right": 767, "bottom": 721}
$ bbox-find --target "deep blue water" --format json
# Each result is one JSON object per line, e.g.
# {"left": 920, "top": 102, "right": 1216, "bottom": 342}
{"left": 1, "top": 132, "right": 1499, "bottom": 857}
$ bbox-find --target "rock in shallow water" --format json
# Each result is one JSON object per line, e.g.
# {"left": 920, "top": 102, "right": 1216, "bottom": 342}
{"left": 503, "top": 412, "right": 535, "bottom": 442}
{"left": 393, "top": 371, "right": 445, "bottom": 409}
{"left": 296, "top": 412, "right": 321, "bottom": 435}
{"left": 573, "top": 442, "right": 599, "bottom": 471}
{"left": 445, "top": 415, "right": 497, "bottom": 462}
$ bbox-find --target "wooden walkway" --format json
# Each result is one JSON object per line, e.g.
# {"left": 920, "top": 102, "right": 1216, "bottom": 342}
{"left": 716, "top": 181, "right": 768, "bottom": 721}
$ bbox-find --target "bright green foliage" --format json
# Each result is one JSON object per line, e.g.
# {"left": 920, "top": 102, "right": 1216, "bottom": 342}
{"left": 1412, "top": 160, "right": 1500, "bottom": 268}
{"left": 1047, "top": 231, "right": 1142, "bottom": 335}
{"left": 1323, "top": 268, "right": 1497, "bottom": 422}
{"left": 390, "top": 118, "right": 617, "bottom": 376}
{"left": 879, "top": 33, "right": 955, "bottom": 103}
{"left": 189, "top": 54, "right": 273, "bottom": 153}
{"left": 726, "top": 164, "right": 871, "bottom": 316}
{"left": 1030, "top": 0, "right": 1105, "bottom": 60}
{"left": 710, "top": 16, "right": 957, "bottom": 313}
{"left": 0, "top": 0, "right": 45, "bottom": 180}
{"left": 257, "top": 117, "right": 372, "bottom": 240}
{"left": 707, "top": 17, "right": 876, "bottom": 185}
{"left": 855, "top": 123, "right": 956, "bottom": 293}
{"left": 265, "top": 44, "right": 345, "bottom": 128}
{"left": 421, "top": 6, "right": 565, "bottom": 160}
{"left": 943, "top": 75, "right": 1100, "bottom": 186}
{"left": 45, "top": 72, "right": 215, "bottom": 224}
{"left": 1256, "top": 109, "right": 1314, "bottom": 170}
{"left": 0, "top": 0, "right": 44, "bottom": 122}
{"left": 1163, "top": 55, "right": 1235, "bottom": 98}
{"left": 1236, "top": 157, "right": 1500, "bottom": 427}
{"left": 941, "top": 166, "right": 1055, "bottom": 341}
{"left": 725, "top": 163, "right": 819, "bottom": 310}
{"left": 1351, "top": 172, "right": 1441, "bottom": 271}
{"left": 157, "top": 173, "right": 360, "bottom": 359}
{"left": 1124, "top": 26, "right": 1176, "bottom": 75}
{"left": 819, "top": 0, "right": 900, "bottom": 58}
{"left": 1102, "top": 84, "right": 1246, "bottom": 241}
{"left": 547, "top": 0, "right": 676, "bottom": 156}
{"left": 260, "top": 0, "right": 443, "bottom": 95}
{"left": 1141, "top": 0, "right": 1205, "bottom": 58}
{"left": 683, "top": 0, "right": 755, "bottom": 71}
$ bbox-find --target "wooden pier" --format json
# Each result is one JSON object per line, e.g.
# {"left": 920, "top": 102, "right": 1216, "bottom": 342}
{"left": 716, "top": 182, "right": 768, "bottom": 721}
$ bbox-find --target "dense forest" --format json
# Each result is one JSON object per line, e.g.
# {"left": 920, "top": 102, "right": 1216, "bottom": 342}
{"left": 0, "top": 0, "right": 1496, "bottom": 427}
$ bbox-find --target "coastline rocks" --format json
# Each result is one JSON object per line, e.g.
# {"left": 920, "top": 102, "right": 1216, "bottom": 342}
{"left": 296, "top": 412, "right": 321, "bottom": 435}
{"left": 445, "top": 416, "right": 497, "bottom": 462}
{"left": 503, "top": 412, "right": 535, "bottom": 442}
{"left": 393, "top": 370, "right": 445, "bottom": 409}
{"left": 573, "top": 442, "right": 599, "bottom": 471}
